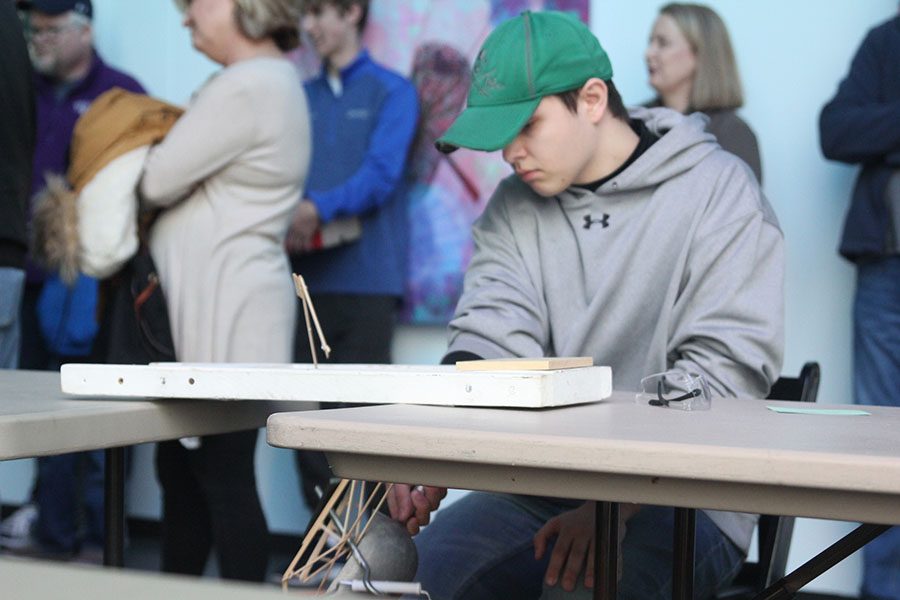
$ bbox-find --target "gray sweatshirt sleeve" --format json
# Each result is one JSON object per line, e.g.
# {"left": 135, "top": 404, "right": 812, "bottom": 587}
{"left": 668, "top": 163, "right": 784, "bottom": 399}
{"left": 447, "top": 181, "right": 549, "bottom": 359}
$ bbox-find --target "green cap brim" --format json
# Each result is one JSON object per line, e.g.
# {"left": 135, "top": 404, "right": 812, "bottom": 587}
{"left": 435, "top": 96, "right": 541, "bottom": 154}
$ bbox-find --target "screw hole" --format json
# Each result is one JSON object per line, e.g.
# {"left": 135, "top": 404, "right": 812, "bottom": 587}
{"left": 188, "top": 378, "right": 195, "bottom": 385}
{"left": 117, "top": 377, "right": 124, "bottom": 385}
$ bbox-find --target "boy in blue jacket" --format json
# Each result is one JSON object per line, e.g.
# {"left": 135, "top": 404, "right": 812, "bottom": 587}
{"left": 287, "top": 0, "right": 419, "bottom": 510}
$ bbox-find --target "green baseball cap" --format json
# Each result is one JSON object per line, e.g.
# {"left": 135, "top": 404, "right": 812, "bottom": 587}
{"left": 436, "top": 10, "right": 613, "bottom": 154}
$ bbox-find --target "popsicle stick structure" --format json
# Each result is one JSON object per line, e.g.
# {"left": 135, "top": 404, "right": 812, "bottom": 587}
{"left": 293, "top": 273, "right": 331, "bottom": 367}
{"left": 282, "top": 479, "right": 392, "bottom": 592}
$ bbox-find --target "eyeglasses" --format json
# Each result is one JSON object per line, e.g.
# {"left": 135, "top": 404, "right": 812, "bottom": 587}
{"left": 636, "top": 370, "right": 712, "bottom": 411}
{"left": 27, "top": 23, "right": 82, "bottom": 40}
{"left": 648, "top": 379, "right": 702, "bottom": 406}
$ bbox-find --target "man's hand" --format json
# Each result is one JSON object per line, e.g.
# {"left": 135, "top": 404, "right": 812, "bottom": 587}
{"left": 534, "top": 502, "right": 639, "bottom": 592}
{"left": 387, "top": 484, "right": 447, "bottom": 536}
{"left": 285, "top": 199, "right": 320, "bottom": 254}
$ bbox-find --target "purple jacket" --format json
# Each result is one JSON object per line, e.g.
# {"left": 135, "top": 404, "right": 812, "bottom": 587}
{"left": 28, "top": 51, "right": 144, "bottom": 282}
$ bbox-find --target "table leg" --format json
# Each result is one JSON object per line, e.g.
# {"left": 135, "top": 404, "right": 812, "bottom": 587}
{"left": 103, "top": 446, "right": 126, "bottom": 567}
{"left": 672, "top": 508, "right": 696, "bottom": 600}
{"left": 750, "top": 523, "right": 890, "bottom": 600}
{"left": 595, "top": 501, "right": 619, "bottom": 600}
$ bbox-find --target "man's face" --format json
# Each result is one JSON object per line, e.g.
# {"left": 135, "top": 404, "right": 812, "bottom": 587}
{"left": 27, "top": 11, "right": 92, "bottom": 79}
{"left": 301, "top": 3, "right": 358, "bottom": 62}
{"left": 501, "top": 95, "right": 598, "bottom": 198}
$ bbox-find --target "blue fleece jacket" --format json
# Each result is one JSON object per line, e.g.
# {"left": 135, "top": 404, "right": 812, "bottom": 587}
{"left": 820, "top": 16, "right": 900, "bottom": 261}
{"left": 292, "top": 51, "right": 419, "bottom": 296}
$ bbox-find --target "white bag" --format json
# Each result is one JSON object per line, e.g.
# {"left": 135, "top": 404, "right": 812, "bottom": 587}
{"left": 77, "top": 145, "right": 148, "bottom": 279}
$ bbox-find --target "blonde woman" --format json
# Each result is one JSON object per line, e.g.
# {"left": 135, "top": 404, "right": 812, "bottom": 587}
{"left": 140, "top": 0, "right": 309, "bottom": 581}
{"left": 646, "top": 2, "right": 762, "bottom": 182}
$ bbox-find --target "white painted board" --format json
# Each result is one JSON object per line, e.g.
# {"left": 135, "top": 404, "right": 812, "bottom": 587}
{"left": 60, "top": 363, "right": 612, "bottom": 409}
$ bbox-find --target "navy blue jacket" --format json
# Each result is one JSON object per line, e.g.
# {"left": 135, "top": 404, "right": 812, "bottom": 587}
{"left": 820, "top": 16, "right": 900, "bottom": 261}
{"left": 292, "top": 51, "right": 419, "bottom": 296}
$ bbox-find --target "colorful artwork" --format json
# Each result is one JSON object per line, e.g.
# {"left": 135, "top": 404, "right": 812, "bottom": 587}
{"left": 291, "top": 0, "right": 590, "bottom": 324}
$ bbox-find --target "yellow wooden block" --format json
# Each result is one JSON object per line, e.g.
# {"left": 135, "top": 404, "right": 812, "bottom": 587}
{"left": 455, "top": 356, "right": 594, "bottom": 371}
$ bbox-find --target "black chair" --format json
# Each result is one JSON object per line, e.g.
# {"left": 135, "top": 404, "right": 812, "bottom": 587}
{"left": 714, "top": 362, "right": 821, "bottom": 599}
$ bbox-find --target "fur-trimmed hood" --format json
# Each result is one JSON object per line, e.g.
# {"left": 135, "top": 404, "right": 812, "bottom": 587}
{"left": 32, "top": 176, "right": 79, "bottom": 284}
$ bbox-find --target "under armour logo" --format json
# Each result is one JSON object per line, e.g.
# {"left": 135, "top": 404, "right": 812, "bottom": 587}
{"left": 583, "top": 214, "right": 610, "bottom": 229}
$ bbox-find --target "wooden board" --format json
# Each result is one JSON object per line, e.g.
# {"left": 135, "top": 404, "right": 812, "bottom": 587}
{"left": 60, "top": 362, "right": 612, "bottom": 409}
{"left": 456, "top": 356, "right": 593, "bottom": 371}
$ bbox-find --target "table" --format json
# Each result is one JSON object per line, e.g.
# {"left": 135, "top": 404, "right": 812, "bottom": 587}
{"left": 0, "top": 557, "right": 354, "bottom": 599}
{"left": 0, "top": 370, "right": 303, "bottom": 567}
{"left": 267, "top": 392, "right": 900, "bottom": 599}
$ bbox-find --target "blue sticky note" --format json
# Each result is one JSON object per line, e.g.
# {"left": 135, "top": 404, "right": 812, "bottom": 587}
{"left": 766, "top": 406, "right": 870, "bottom": 416}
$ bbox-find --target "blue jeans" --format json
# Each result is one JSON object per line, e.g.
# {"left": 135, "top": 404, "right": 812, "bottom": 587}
{"left": 855, "top": 256, "right": 900, "bottom": 600}
{"left": 35, "top": 450, "right": 105, "bottom": 553}
{"left": 0, "top": 267, "right": 25, "bottom": 369}
{"left": 415, "top": 493, "right": 745, "bottom": 600}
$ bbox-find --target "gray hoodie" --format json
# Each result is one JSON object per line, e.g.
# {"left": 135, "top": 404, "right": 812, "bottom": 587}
{"left": 447, "top": 107, "right": 785, "bottom": 551}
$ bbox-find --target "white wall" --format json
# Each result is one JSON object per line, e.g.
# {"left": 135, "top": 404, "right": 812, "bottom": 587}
{"left": 2, "top": 1, "right": 895, "bottom": 595}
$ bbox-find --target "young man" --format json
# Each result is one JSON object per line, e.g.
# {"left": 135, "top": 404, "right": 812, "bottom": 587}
{"left": 820, "top": 8, "right": 900, "bottom": 600}
{"left": 287, "top": 0, "right": 418, "bottom": 510}
{"left": 388, "top": 11, "right": 784, "bottom": 600}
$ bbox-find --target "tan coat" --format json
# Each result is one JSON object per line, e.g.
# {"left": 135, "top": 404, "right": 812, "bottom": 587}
{"left": 69, "top": 88, "right": 183, "bottom": 193}
{"left": 140, "top": 57, "right": 310, "bottom": 363}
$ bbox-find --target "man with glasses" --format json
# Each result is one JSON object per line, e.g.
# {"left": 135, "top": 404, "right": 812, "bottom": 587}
{"left": 15, "top": 0, "right": 144, "bottom": 368}
{"left": 2, "top": 0, "right": 144, "bottom": 563}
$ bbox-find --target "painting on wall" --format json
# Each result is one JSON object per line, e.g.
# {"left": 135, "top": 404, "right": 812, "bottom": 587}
{"left": 291, "top": 0, "right": 590, "bottom": 324}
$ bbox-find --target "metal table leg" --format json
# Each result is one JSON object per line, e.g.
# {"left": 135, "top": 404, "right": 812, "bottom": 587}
{"left": 103, "top": 446, "right": 126, "bottom": 567}
{"left": 750, "top": 523, "right": 890, "bottom": 600}
{"left": 673, "top": 508, "right": 696, "bottom": 600}
{"left": 595, "top": 501, "right": 619, "bottom": 600}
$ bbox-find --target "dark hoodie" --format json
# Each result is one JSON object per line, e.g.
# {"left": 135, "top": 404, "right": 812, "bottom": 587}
{"left": 0, "top": 4, "right": 35, "bottom": 269}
